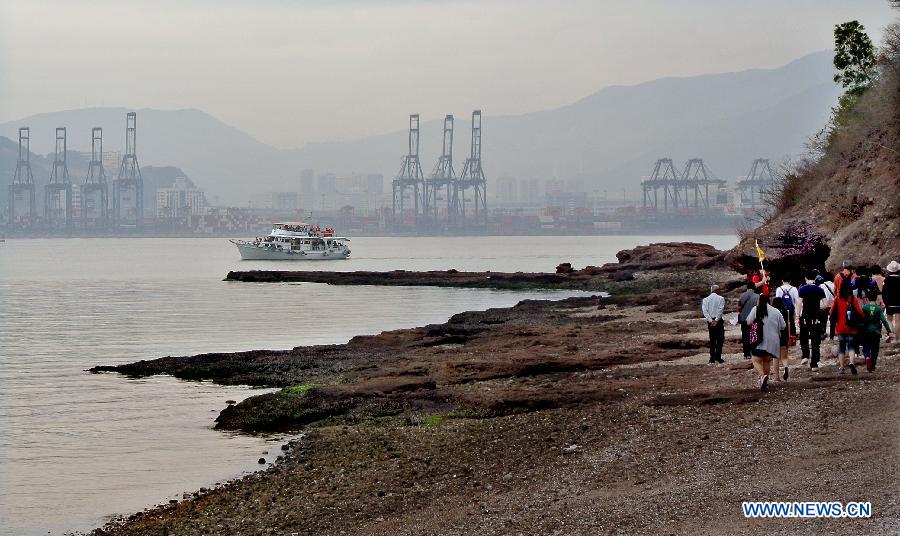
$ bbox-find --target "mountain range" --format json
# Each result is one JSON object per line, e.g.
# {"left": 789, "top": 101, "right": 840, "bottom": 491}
{"left": 1, "top": 50, "right": 840, "bottom": 206}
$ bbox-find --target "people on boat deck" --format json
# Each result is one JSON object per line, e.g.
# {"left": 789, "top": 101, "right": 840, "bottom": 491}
{"left": 272, "top": 224, "right": 338, "bottom": 237}
{"left": 707, "top": 256, "right": 897, "bottom": 392}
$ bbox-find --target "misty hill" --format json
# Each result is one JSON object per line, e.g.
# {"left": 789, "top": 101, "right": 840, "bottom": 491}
{"left": 292, "top": 51, "right": 840, "bottom": 194}
{"left": 0, "top": 108, "right": 289, "bottom": 206}
{"left": 1, "top": 51, "right": 840, "bottom": 205}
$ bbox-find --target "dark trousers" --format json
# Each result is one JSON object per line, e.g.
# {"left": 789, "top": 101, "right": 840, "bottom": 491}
{"left": 739, "top": 321, "right": 752, "bottom": 357}
{"left": 799, "top": 316, "right": 821, "bottom": 364}
{"left": 861, "top": 334, "right": 881, "bottom": 370}
{"left": 707, "top": 320, "right": 725, "bottom": 362}
{"left": 819, "top": 309, "right": 830, "bottom": 340}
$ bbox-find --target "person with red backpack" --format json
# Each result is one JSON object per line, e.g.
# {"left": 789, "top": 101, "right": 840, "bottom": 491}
{"left": 830, "top": 260, "right": 865, "bottom": 374}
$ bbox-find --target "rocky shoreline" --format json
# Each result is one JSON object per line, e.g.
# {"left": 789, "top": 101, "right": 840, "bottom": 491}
{"left": 89, "top": 243, "right": 899, "bottom": 535}
{"left": 224, "top": 241, "right": 728, "bottom": 292}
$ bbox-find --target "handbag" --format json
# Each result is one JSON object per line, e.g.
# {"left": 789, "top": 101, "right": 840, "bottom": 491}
{"left": 748, "top": 319, "right": 764, "bottom": 349}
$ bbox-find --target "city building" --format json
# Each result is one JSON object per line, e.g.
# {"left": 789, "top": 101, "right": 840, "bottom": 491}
{"left": 519, "top": 178, "right": 542, "bottom": 203}
{"left": 271, "top": 191, "right": 299, "bottom": 211}
{"left": 156, "top": 176, "right": 208, "bottom": 219}
{"left": 299, "top": 169, "right": 315, "bottom": 194}
{"left": 103, "top": 150, "right": 122, "bottom": 176}
{"left": 366, "top": 173, "right": 384, "bottom": 195}
{"left": 495, "top": 175, "right": 518, "bottom": 204}
{"left": 544, "top": 178, "right": 565, "bottom": 194}
{"left": 317, "top": 173, "right": 337, "bottom": 194}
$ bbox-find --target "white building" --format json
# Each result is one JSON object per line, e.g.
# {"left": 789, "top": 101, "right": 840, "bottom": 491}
{"left": 495, "top": 176, "right": 518, "bottom": 204}
{"left": 156, "top": 176, "right": 208, "bottom": 219}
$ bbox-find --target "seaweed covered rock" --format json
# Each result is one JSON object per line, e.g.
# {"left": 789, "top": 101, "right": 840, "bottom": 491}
{"left": 726, "top": 221, "right": 831, "bottom": 280}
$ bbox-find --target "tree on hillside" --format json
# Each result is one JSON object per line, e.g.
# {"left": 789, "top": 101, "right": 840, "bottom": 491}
{"left": 833, "top": 21, "right": 877, "bottom": 96}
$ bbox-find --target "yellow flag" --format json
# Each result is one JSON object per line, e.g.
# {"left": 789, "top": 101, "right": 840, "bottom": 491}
{"left": 754, "top": 240, "right": 765, "bottom": 262}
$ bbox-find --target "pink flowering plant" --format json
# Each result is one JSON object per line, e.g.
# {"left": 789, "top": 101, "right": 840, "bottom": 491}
{"left": 772, "top": 222, "right": 826, "bottom": 257}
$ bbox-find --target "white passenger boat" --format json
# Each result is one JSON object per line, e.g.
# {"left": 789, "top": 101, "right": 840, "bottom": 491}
{"left": 231, "top": 222, "right": 350, "bottom": 260}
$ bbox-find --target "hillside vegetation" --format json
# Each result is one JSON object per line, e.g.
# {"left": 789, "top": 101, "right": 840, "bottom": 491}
{"left": 729, "top": 19, "right": 900, "bottom": 274}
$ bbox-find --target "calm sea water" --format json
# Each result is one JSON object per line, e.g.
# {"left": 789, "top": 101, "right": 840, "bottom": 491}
{"left": 0, "top": 235, "right": 736, "bottom": 535}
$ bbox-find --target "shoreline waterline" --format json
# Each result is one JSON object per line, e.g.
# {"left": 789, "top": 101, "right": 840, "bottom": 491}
{"left": 7, "top": 235, "right": 705, "bottom": 535}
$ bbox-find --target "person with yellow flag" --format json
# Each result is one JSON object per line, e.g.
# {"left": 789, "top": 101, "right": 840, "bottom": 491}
{"left": 751, "top": 240, "right": 770, "bottom": 296}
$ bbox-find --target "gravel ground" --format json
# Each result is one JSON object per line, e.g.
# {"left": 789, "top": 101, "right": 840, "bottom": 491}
{"left": 90, "top": 268, "right": 900, "bottom": 535}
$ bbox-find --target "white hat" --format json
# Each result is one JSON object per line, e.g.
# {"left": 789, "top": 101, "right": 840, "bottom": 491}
{"left": 888, "top": 260, "right": 900, "bottom": 273}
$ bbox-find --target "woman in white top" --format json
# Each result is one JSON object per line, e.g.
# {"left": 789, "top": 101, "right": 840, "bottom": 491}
{"left": 745, "top": 294, "right": 787, "bottom": 391}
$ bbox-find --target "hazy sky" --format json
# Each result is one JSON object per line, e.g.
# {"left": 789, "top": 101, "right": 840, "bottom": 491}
{"left": 0, "top": 0, "right": 896, "bottom": 148}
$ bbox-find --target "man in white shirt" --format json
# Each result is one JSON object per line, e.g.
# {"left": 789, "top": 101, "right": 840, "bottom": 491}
{"left": 775, "top": 279, "right": 800, "bottom": 339}
{"left": 702, "top": 284, "right": 726, "bottom": 364}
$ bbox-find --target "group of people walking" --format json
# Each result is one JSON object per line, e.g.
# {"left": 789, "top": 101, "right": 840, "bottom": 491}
{"left": 701, "top": 259, "right": 899, "bottom": 391}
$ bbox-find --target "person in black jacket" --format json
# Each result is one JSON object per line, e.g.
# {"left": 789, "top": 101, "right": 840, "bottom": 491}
{"left": 884, "top": 260, "right": 900, "bottom": 341}
{"left": 737, "top": 282, "right": 759, "bottom": 359}
{"left": 797, "top": 273, "right": 826, "bottom": 369}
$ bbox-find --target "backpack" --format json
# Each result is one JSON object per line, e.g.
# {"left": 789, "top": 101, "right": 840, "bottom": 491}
{"left": 862, "top": 304, "right": 882, "bottom": 332}
{"left": 780, "top": 286, "right": 795, "bottom": 311}
{"left": 846, "top": 296, "right": 863, "bottom": 329}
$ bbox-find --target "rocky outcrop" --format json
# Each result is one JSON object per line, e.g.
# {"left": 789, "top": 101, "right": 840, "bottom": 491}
{"left": 726, "top": 221, "right": 833, "bottom": 279}
{"left": 225, "top": 242, "right": 730, "bottom": 292}
{"left": 610, "top": 242, "right": 726, "bottom": 271}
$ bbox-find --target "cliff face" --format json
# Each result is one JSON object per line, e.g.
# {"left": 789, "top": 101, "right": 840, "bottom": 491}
{"left": 728, "top": 56, "right": 900, "bottom": 276}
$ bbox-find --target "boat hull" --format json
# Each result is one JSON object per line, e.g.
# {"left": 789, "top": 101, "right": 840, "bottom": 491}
{"left": 235, "top": 244, "right": 349, "bottom": 261}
